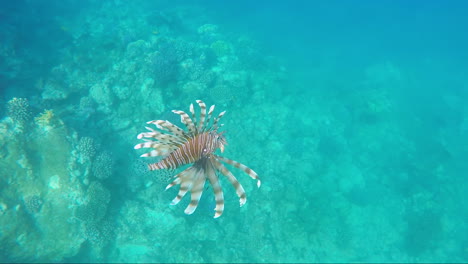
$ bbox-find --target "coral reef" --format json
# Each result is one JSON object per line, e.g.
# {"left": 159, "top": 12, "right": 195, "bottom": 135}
{"left": 0, "top": 112, "right": 85, "bottom": 261}
{"left": 210, "top": 40, "right": 232, "bottom": 58}
{"left": 84, "top": 220, "right": 115, "bottom": 247}
{"left": 77, "top": 136, "right": 97, "bottom": 164}
{"left": 75, "top": 181, "right": 111, "bottom": 224}
{"left": 1, "top": 1, "right": 465, "bottom": 263}
{"left": 23, "top": 195, "right": 43, "bottom": 214}
{"left": 92, "top": 152, "right": 114, "bottom": 180}
{"left": 6, "top": 97, "right": 32, "bottom": 127}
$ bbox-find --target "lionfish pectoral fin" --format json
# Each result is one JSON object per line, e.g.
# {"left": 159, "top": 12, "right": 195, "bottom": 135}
{"left": 166, "top": 167, "right": 195, "bottom": 205}
{"left": 212, "top": 158, "right": 247, "bottom": 207}
{"left": 165, "top": 176, "right": 181, "bottom": 190}
{"left": 170, "top": 182, "right": 190, "bottom": 205}
{"left": 207, "top": 161, "right": 225, "bottom": 218}
{"left": 184, "top": 169, "right": 206, "bottom": 215}
{"left": 216, "top": 155, "right": 261, "bottom": 188}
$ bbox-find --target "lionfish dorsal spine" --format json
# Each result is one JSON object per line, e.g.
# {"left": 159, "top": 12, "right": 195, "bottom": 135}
{"left": 211, "top": 110, "right": 226, "bottom": 131}
{"left": 189, "top": 103, "right": 197, "bottom": 131}
{"left": 196, "top": 100, "right": 207, "bottom": 132}
{"left": 172, "top": 110, "right": 197, "bottom": 135}
{"left": 203, "top": 104, "right": 216, "bottom": 132}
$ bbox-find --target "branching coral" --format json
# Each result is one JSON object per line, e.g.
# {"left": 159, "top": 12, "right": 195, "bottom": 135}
{"left": 84, "top": 220, "right": 114, "bottom": 246}
{"left": 77, "top": 137, "right": 97, "bottom": 164}
{"left": 23, "top": 195, "right": 43, "bottom": 214}
{"left": 92, "top": 151, "right": 114, "bottom": 180}
{"left": 7, "top": 97, "right": 32, "bottom": 126}
{"left": 75, "top": 181, "right": 110, "bottom": 223}
{"left": 149, "top": 51, "right": 178, "bottom": 84}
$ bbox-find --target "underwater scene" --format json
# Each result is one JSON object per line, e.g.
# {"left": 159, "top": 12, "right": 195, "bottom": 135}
{"left": 1, "top": 0, "right": 467, "bottom": 262}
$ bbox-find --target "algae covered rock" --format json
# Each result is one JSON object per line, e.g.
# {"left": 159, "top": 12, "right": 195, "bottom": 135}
{"left": 0, "top": 112, "right": 86, "bottom": 262}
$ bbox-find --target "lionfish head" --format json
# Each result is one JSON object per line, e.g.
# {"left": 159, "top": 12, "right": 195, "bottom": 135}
{"left": 213, "top": 130, "right": 227, "bottom": 153}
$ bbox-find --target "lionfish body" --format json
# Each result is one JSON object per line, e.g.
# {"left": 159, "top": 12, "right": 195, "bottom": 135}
{"left": 134, "top": 100, "right": 260, "bottom": 218}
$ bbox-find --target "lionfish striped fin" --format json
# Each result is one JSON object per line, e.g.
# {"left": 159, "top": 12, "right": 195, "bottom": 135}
{"left": 134, "top": 141, "right": 166, "bottom": 150}
{"left": 134, "top": 142, "right": 175, "bottom": 157}
{"left": 184, "top": 169, "right": 206, "bottom": 215}
{"left": 142, "top": 134, "right": 183, "bottom": 146}
{"left": 215, "top": 155, "right": 261, "bottom": 187}
{"left": 212, "top": 158, "right": 246, "bottom": 206}
{"left": 172, "top": 110, "right": 197, "bottom": 135}
{"left": 138, "top": 126, "right": 184, "bottom": 145}
{"left": 204, "top": 105, "right": 216, "bottom": 132}
{"left": 212, "top": 111, "right": 226, "bottom": 130}
{"left": 206, "top": 160, "right": 225, "bottom": 217}
{"left": 166, "top": 167, "right": 195, "bottom": 205}
{"left": 137, "top": 131, "right": 181, "bottom": 145}
{"left": 137, "top": 131, "right": 162, "bottom": 139}
{"left": 196, "top": 100, "right": 207, "bottom": 132}
{"left": 189, "top": 103, "right": 197, "bottom": 132}
{"left": 140, "top": 149, "right": 169, "bottom": 157}
{"left": 165, "top": 176, "right": 181, "bottom": 190}
{"left": 148, "top": 120, "right": 187, "bottom": 139}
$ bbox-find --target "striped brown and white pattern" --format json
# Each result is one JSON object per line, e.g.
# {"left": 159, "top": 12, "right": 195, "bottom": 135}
{"left": 134, "top": 100, "right": 260, "bottom": 218}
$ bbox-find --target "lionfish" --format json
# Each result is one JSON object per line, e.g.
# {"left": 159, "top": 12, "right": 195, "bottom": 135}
{"left": 134, "top": 100, "right": 260, "bottom": 218}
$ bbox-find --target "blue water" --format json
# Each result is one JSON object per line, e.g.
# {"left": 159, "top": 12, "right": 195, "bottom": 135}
{"left": 1, "top": 0, "right": 467, "bottom": 262}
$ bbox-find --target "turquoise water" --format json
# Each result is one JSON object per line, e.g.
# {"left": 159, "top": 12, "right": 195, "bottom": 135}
{"left": 1, "top": 0, "right": 467, "bottom": 262}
